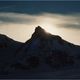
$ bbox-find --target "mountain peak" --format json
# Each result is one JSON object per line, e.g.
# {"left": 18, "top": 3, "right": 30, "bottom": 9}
{"left": 32, "top": 26, "right": 51, "bottom": 39}
{"left": 35, "top": 26, "right": 46, "bottom": 34}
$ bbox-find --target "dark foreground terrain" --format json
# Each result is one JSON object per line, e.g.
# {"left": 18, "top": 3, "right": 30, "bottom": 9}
{"left": 0, "top": 26, "right": 80, "bottom": 79}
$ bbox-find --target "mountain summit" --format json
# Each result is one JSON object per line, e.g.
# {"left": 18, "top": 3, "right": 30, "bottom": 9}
{"left": 16, "top": 26, "right": 80, "bottom": 70}
{"left": 32, "top": 26, "right": 52, "bottom": 39}
{"left": 34, "top": 26, "right": 45, "bottom": 34}
{"left": 0, "top": 26, "right": 80, "bottom": 78}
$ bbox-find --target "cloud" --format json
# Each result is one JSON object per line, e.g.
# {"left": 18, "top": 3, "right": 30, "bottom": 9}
{"left": 40, "top": 13, "right": 80, "bottom": 29}
{"left": 0, "top": 12, "right": 80, "bottom": 29}
{"left": 0, "top": 13, "right": 36, "bottom": 24}
{"left": 59, "top": 23, "right": 80, "bottom": 29}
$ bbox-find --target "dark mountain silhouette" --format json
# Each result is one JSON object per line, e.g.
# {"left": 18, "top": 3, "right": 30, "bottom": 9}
{"left": 0, "top": 34, "right": 23, "bottom": 74}
{"left": 0, "top": 26, "right": 80, "bottom": 78}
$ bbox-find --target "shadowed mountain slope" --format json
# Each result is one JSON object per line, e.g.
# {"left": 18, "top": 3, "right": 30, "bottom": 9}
{"left": 0, "top": 26, "right": 80, "bottom": 78}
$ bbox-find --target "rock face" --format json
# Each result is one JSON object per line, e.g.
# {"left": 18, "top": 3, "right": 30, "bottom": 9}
{"left": 0, "top": 26, "right": 80, "bottom": 78}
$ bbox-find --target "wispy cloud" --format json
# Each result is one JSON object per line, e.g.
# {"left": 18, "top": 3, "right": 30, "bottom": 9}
{"left": 0, "top": 13, "right": 36, "bottom": 24}
{"left": 0, "top": 12, "right": 80, "bottom": 29}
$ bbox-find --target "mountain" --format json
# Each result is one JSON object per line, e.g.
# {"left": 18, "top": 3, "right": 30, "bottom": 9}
{"left": 0, "top": 34, "right": 24, "bottom": 74}
{"left": 0, "top": 26, "right": 80, "bottom": 78}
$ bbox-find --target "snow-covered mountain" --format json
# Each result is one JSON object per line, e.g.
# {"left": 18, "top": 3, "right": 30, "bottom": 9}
{"left": 0, "top": 26, "right": 80, "bottom": 78}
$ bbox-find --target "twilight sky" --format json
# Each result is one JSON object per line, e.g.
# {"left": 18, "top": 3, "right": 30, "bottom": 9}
{"left": 0, "top": 1, "right": 80, "bottom": 45}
